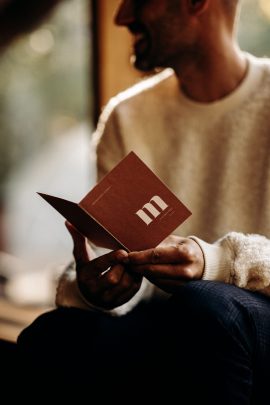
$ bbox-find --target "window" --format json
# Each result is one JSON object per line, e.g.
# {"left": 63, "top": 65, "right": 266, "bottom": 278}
{"left": 238, "top": 0, "right": 270, "bottom": 56}
{"left": 0, "top": 0, "right": 94, "bottom": 307}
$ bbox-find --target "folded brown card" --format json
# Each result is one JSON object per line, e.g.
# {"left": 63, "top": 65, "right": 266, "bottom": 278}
{"left": 38, "top": 151, "right": 191, "bottom": 251}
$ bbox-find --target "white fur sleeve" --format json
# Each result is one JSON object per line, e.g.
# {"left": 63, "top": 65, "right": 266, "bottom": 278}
{"left": 190, "top": 233, "right": 270, "bottom": 295}
{"left": 55, "top": 261, "right": 162, "bottom": 316}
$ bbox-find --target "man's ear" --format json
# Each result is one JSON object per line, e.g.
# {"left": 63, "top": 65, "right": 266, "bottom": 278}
{"left": 187, "top": 0, "right": 210, "bottom": 15}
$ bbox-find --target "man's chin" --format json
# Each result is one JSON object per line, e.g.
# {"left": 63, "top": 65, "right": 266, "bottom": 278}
{"left": 131, "top": 55, "right": 155, "bottom": 73}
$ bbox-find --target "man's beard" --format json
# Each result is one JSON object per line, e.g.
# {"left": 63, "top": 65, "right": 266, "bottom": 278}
{"left": 132, "top": 53, "right": 156, "bottom": 72}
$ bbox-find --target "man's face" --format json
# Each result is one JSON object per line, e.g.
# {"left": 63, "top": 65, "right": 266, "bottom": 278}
{"left": 115, "top": 0, "right": 197, "bottom": 72}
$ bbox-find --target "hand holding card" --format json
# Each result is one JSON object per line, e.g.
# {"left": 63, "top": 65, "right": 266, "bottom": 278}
{"left": 38, "top": 152, "right": 191, "bottom": 251}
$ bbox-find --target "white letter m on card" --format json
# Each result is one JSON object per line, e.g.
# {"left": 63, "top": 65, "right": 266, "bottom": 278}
{"left": 135, "top": 196, "right": 168, "bottom": 225}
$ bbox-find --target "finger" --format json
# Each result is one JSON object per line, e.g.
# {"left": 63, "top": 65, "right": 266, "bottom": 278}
{"left": 65, "top": 221, "right": 91, "bottom": 266}
{"left": 80, "top": 264, "right": 125, "bottom": 297}
{"left": 101, "top": 272, "right": 142, "bottom": 307}
{"left": 87, "top": 249, "right": 129, "bottom": 277}
{"left": 130, "top": 263, "right": 196, "bottom": 280}
{"left": 98, "top": 263, "right": 125, "bottom": 290}
{"left": 111, "top": 282, "right": 142, "bottom": 308}
{"left": 128, "top": 244, "right": 192, "bottom": 265}
{"left": 65, "top": 222, "right": 96, "bottom": 263}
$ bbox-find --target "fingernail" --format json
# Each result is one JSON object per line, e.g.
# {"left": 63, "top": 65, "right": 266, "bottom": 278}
{"left": 117, "top": 254, "right": 129, "bottom": 264}
{"left": 122, "top": 256, "right": 129, "bottom": 264}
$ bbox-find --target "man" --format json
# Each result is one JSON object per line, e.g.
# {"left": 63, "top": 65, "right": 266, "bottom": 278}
{"left": 18, "top": 1, "right": 270, "bottom": 403}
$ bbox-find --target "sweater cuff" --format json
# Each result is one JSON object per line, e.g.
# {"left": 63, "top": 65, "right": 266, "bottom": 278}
{"left": 55, "top": 262, "right": 92, "bottom": 311}
{"left": 188, "top": 236, "right": 233, "bottom": 283}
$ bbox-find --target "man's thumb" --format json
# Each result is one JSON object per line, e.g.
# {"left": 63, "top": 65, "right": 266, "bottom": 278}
{"left": 65, "top": 221, "right": 90, "bottom": 266}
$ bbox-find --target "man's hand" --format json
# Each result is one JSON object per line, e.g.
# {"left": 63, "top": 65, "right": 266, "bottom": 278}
{"left": 128, "top": 235, "right": 204, "bottom": 294}
{"left": 66, "top": 222, "right": 142, "bottom": 310}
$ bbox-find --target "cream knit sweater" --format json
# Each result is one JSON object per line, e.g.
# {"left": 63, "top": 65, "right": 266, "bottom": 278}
{"left": 56, "top": 53, "right": 270, "bottom": 314}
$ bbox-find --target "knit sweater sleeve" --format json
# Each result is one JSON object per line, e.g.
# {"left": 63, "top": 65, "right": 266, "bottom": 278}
{"left": 190, "top": 233, "right": 270, "bottom": 295}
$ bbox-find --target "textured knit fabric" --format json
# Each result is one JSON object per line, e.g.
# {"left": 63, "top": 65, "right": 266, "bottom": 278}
{"left": 56, "top": 53, "right": 270, "bottom": 313}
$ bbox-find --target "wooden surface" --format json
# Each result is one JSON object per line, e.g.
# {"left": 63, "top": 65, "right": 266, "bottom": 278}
{"left": 0, "top": 298, "right": 52, "bottom": 342}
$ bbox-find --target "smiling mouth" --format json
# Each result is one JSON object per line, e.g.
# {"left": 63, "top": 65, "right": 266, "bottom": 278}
{"left": 128, "top": 23, "right": 150, "bottom": 55}
{"left": 134, "top": 32, "right": 149, "bottom": 54}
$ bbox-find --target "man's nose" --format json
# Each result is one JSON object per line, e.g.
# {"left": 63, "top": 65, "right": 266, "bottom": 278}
{"left": 114, "top": 0, "right": 135, "bottom": 26}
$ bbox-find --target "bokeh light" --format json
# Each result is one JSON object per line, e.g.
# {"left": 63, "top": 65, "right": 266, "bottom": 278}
{"left": 29, "top": 28, "right": 55, "bottom": 55}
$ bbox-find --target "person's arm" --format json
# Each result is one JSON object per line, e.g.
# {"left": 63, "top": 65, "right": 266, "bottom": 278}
{"left": 128, "top": 232, "right": 270, "bottom": 295}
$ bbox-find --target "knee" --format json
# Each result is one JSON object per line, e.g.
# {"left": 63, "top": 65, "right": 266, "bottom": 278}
{"left": 17, "top": 307, "right": 103, "bottom": 379}
{"left": 169, "top": 280, "right": 253, "bottom": 336}
{"left": 171, "top": 280, "right": 232, "bottom": 314}
{"left": 17, "top": 307, "right": 100, "bottom": 360}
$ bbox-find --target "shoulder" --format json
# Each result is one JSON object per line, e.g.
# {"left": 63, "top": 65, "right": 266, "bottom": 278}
{"left": 251, "top": 54, "right": 270, "bottom": 106}
{"left": 112, "top": 68, "right": 174, "bottom": 104}
{"left": 247, "top": 52, "right": 270, "bottom": 68}
{"left": 246, "top": 52, "right": 270, "bottom": 79}
{"left": 98, "top": 68, "right": 176, "bottom": 122}
{"left": 244, "top": 53, "right": 270, "bottom": 106}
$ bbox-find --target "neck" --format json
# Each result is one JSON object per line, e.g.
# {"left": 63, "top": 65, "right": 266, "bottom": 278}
{"left": 174, "top": 43, "right": 247, "bottom": 103}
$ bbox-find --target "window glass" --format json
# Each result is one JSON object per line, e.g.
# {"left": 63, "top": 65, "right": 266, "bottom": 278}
{"left": 0, "top": 0, "right": 94, "bottom": 305}
{"left": 238, "top": 0, "right": 270, "bottom": 56}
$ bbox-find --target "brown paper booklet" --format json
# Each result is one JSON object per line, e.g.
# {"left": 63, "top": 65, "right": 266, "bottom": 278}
{"left": 38, "top": 152, "right": 191, "bottom": 251}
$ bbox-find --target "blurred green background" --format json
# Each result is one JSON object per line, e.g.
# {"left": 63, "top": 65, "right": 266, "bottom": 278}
{"left": 238, "top": 0, "right": 270, "bottom": 56}
{"left": 0, "top": 0, "right": 91, "bottom": 202}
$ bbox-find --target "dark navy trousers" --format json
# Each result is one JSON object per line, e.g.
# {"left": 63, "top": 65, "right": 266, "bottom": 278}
{"left": 17, "top": 281, "right": 270, "bottom": 403}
